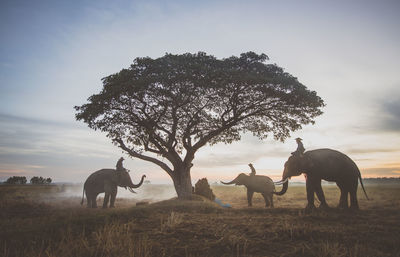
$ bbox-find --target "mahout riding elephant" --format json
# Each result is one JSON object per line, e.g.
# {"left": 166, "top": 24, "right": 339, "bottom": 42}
{"left": 221, "top": 173, "right": 276, "bottom": 207}
{"left": 274, "top": 148, "right": 369, "bottom": 210}
{"left": 81, "top": 169, "right": 146, "bottom": 208}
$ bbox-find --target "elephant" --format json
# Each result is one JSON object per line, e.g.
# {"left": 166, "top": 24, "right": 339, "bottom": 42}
{"left": 81, "top": 169, "right": 146, "bottom": 208}
{"left": 221, "top": 173, "right": 276, "bottom": 207}
{"left": 274, "top": 148, "right": 369, "bottom": 210}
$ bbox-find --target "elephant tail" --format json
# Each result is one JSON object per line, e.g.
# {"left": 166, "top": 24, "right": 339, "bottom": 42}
{"left": 81, "top": 187, "right": 85, "bottom": 205}
{"left": 358, "top": 171, "right": 369, "bottom": 200}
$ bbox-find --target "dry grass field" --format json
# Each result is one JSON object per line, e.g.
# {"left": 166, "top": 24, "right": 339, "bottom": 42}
{"left": 0, "top": 183, "right": 399, "bottom": 257}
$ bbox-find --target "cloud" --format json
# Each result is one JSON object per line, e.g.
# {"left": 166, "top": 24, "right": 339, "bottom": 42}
{"left": 0, "top": 113, "right": 124, "bottom": 180}
{"left": 367, "top": 90, "right": 400, "bottom": 133}
{"left": 0, "top": 113, "right": 176, "bottom": 183}
{"left": 0, "top": 113, "right": 109, "bottom": 151}
{"left": 380, "top": 100, "right": 400, "bottom": 132}
{"left": 361, "top": 167, "right": 400, "bottom": 177}
{"left": 194, "top": 134, "right": 289, "bottom": 168}
{"left": 346, "top": 148, "right": 399, "bottom": 155}
{"left": 360, "top": 162, "right": 400, "bottom": 177}
{"left": 0, "top": 163, "right": 44, "bottom": 179}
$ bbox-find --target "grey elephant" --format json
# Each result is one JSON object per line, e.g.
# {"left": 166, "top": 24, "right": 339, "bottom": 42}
{"left": 81, "top": 169, "right": 146, "bottom": 208}
{"left": 274, "top": 148, "right": 369, "bottom": 210}
{"left": 221, "top": 173, "right": 276, "bottom": 207}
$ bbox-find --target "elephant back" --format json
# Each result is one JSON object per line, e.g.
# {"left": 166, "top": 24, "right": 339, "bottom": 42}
{"left": 84, "top": 169, "right": 115, "bottom": 188}
{"left": 252, "top": 175, "right": 275, "bottom": 192}
{"left": 305, "top": 149, "right": 360, "bottom": 181}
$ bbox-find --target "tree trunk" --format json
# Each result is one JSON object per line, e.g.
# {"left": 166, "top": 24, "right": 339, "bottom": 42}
{"left": 172, "top": 165, "right": 193, "bottom": 200}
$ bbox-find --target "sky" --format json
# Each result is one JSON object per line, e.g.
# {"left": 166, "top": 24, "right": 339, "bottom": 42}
{"left": 1, "top": 0, "right": 400, "bottom": 184}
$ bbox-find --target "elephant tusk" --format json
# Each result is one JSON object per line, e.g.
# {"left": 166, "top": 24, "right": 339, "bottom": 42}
{"left": 220, "top": 179, "right": 237, "bottom": 185}
{"left": 128, "top": 187, "right": 137, "bottom": 194}
{"left": 274, "top": 178, "right": 289, "bottom": 185}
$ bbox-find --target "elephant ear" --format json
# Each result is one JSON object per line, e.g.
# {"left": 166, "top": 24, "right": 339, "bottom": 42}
{"left": 300, "top": 155, "right": 314, "bottom": 170}
{"left": 111, "top": 170, "right": 123, "bottom": 185}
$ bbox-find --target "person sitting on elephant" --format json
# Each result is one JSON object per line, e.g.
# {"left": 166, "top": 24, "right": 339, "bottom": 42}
{"left": 291, "top": 137, "right": 305, "bottom": 156}
{"left": 116, "top": 157, "right": 127, "bottom": 172}
{"left": 248, "top": 163, "right": 256, "bottom": 176}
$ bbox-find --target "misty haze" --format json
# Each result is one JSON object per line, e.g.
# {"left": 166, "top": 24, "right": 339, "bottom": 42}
{"left": 1, "top": 0, "right": 400, "bottom": 256}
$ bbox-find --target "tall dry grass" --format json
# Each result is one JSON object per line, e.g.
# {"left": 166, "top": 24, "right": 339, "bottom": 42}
{"left": 0, "top": 183, "right": 399, "bottom": 257}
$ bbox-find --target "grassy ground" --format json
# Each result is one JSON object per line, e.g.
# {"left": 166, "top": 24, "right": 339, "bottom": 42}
{"left": 0, "top": 183, "right": 399, "bottom": 257}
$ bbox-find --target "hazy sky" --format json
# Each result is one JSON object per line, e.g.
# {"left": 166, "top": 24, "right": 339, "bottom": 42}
{"left": 1, "top": 0, "right": 400, "bottom": 183}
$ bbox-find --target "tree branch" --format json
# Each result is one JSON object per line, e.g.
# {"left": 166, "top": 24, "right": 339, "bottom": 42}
{"left": 115, "top": 138, "right": 174, "bottom": 177}
{"left": 191, "top": 108, "right": 263, "bottom": 152}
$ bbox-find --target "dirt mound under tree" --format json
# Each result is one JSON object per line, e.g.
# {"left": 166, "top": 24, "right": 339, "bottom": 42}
{"left": 193, "top": 178, "right": 215, "bottom": 201}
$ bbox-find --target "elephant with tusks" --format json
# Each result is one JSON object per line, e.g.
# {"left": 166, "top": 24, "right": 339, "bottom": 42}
{"left": 81, "top": 168, "right": 146, "bottom": 208}
{"left": 221, "top": 173, "right": 277, "bottom": 208}
{"left": 274, "top": 148, "right": 369, "bottom": 210}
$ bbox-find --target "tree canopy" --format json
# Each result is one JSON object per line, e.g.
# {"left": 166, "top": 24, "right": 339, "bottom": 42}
{"left": 5, "top": 176, "right": 27, "bottom": 184}
{"left": 75, "top": 52, "right": 324, "bottom": 199}
{"left": 30, "top": 176, "right": 52, "bottom": 184}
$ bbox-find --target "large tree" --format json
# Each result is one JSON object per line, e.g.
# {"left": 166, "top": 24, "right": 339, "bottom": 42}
{"left": 75, "top": 52, "right": 324, "bottom": 199}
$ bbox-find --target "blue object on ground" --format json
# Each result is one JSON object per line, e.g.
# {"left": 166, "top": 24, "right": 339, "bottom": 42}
{"left": 214, "top": 198, "right": 232, "bottom": 208}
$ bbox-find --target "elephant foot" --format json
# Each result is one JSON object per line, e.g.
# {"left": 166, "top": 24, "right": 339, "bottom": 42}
{"left": 337, "top": 203, "right": 348, "bottom": 209}
{"left": 349, "top": 205, "right": 359, "bottom": 211}
{"left": 319, "top": 203, "right": 330, "bottom": 211}
{"left": 305, "top": 204, "right": 316, "bottom": 213}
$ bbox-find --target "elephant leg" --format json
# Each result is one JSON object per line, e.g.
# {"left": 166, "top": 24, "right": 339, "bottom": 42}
{"left": 305, "top": 177, "right": 316, "bottom": 210}
{"left": 86, "top": 193, "right": 92, "bottom": 208}
{"left": 92, "top": 194, "right": 98, "bottom": 208}
{"left": 269, "top": 194, "right": 274, "bottom": 208}
{"left": 261, "top": 193, "right": 270, "bottom": 207}
{"left": 103, "top": 193, "right": 110, "bottom": 208}
{"left": 109, "top": 188, "right": 117, "bottom": 208}
{"left": 348, "top": 180, "right": 359, "bottom": 209}
{"left": 337, "top": 183, "right": 349, "bottom": 209}
{"left": 247, "top": 189, "right": 254, "bottom": 207}
{"left": 349, "top": 190, "right": 359, "bottom": 210}
{"left": 315, "top": 182, "right": 329, "bottom": 209}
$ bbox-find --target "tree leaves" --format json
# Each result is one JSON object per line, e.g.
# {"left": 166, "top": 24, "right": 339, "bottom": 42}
{"left": 75, "top": 52, "right": 325, "bottom": 172}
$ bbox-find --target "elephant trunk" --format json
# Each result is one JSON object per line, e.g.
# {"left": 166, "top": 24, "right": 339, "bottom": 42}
{"left": 274, "top": 179, "right": 289, "bottom": 196}
{"left": 273, "top": 165, "right": 291, "bottom": 196}
{"left": 130, "top": 175, "right": 146, "bottom": 189}
{"left": 220, "top": 178, "right": 238, "bottom": 185}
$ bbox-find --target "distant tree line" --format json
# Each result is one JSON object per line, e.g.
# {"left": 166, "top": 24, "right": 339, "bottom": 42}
{"left": 363, "top": 177, "right": 400, "bottom": 184}
{"left": 364, "top": 177, "right": 400, "bottom": 180}
{"left": 5, "top": 176, "right": 27, "bottom": 184}
{"left": 3, "top": 176, "right": 52, "bottom": 185}
{"left": 30, "top": 176, "right": 52, "bottom": 184}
